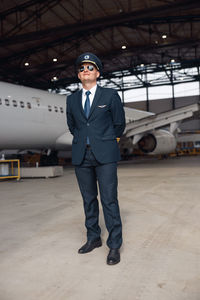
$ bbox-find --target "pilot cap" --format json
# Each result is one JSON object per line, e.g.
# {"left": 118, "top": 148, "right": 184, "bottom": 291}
{"left": 76, "top": 52, "right": 102, "bottom": 73}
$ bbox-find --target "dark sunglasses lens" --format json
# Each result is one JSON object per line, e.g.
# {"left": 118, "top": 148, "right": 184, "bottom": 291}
{"left": 88, "top": 65, "right": 94, "bottom": 71}
{"left": 79, "top": 65, "right": 95, "bottom": 72}
{"left": 79, "top": 66, "right": 85, "bottom": 72}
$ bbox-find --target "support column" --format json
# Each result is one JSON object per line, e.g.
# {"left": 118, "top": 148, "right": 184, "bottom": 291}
{"left": 146, "top": 84, "right": 149, "bottom": 112}
{"left": 145, "top": 71, "right": 149, "bottom": 111}
{"left": 121, "top": 77, "right": 124, "bottom": 105}
{"left": 198, "top": 66, "right": 200, "bottom": 102}
{"left": 121, "top": 90, "right": 125, "bottom": 104}
{"left": 170, "top": 69, "right": 175, "bottom": 109}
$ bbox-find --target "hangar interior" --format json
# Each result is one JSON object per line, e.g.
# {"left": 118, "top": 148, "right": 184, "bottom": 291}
{"left": 0, "top": 0, "right": 200, "bottom": 136}
{"left": 1, "top": 2, "right": 200, "bottom": 300}
{"left": 1, "top": 0, "right": 200, "bottom": 93}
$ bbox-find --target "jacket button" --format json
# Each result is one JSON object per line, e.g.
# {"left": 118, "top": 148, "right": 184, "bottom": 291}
{"left": 87, "top": 123, "right": 89, "bottom": 126}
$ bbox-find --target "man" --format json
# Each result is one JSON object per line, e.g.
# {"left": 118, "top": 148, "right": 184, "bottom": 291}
{"left": 67, "top": 52, "right": 125, "bottom": 265}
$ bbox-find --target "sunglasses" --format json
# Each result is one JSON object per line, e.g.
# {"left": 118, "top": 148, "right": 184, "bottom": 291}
{"left": 78, "top": 65, "right": 95, "bottom": 72}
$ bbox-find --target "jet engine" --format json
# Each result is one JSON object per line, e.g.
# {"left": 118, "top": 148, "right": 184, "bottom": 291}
{"left": 138, "top": 129, "right": 177, "bottom": 155}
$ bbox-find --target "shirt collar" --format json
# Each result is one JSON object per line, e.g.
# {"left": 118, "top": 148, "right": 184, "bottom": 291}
{"left": 82, "top": 85, "right": 97, "bottom": 96}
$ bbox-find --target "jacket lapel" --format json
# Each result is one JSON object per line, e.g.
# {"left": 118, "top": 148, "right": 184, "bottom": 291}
{"left": 88, "top": 86, "right": 102, "bottom": 118}
{"left": 77, "top": 90, "right": 86, "bottom": 118}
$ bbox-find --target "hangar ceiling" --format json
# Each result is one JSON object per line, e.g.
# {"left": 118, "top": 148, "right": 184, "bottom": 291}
{"left": 0, "top": 0, "right": 200, "bottom": 93}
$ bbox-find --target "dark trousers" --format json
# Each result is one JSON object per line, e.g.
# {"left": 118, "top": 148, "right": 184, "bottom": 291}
{"left": 75, "top": 147, "right": 122, "bottom": 249}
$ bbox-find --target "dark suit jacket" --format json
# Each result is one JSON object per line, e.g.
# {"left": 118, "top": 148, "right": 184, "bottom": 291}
{"left": 67, "top": 85, "right": 126, "bottom": 165}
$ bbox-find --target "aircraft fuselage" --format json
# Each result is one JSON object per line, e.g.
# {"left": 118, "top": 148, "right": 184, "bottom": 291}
{"left": 0, "top": 81, "right": 72, "bottom": 150}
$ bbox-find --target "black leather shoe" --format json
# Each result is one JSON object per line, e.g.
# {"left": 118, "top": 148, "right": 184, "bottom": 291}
{"left": 78, "top": 239, "right": 102, "bottom": 254}
{"left": 107, "top": 248, "right": 120, "bottom": 265}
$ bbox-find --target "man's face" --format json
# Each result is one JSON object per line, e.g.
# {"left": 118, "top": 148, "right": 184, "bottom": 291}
{"left": 78, "top": 62, "right": 100, "bottom": 84}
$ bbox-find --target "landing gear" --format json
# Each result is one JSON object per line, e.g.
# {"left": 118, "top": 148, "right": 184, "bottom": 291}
{"left": 40, "top": 151, "right": 58, "bottom": 166}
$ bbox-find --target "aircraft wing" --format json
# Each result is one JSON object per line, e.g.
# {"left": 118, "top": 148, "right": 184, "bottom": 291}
{"left": 120, "top": 103, "right": 200, "bottom": 155}
{"left": 124, "top": 106, "right": 154, "bottom": 123}
{"left": 125, "top": 103, "right": 200, "bottom": 138}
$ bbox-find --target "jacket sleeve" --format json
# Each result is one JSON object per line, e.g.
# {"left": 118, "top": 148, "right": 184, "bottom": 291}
{"left": 110, "top": 91, "right": 126, "bottom": 137}
{"left": 66, "top": 96, "right": 75, "bottom": 135}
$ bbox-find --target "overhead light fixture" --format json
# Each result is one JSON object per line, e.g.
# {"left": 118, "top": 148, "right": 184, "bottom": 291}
{"left": 122, "top": 45, "right": 126, "bottom": 49}
{"left": 171, "top": 59, "right": 175, "bottom": 63}
{"left": 140, "top": 64, "right": 144, "bottom": 67}
{"left": 52, "top": 76, "right": 58, "bottom": 81}
{"left": 162, "top": 34, "right": 167, "bottom": 39}
{"left": 24, "top": 62, "right": 29, "bottom": 66}
{"left": 53, "top": 58, "right": 58, "bottom": 62}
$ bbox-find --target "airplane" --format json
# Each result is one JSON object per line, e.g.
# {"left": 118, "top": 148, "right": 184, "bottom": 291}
{"left": 0, "top": 81, "right": 199, "bottom": 163}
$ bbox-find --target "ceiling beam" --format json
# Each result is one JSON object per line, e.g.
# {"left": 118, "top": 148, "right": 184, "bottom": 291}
{"left": 3, "top": 0, "right": 62, "bottom": 37}
{"left": 0, "top": 0, "right": 49, "bottom": 18}
{"left": 1, "top": 37, "right": 199, "bottom": 80}
{"left": 0, "top": 0, "right": 200, "bottom": 46}
{"left": 0, "top": 14, "right": 199, "bottom": 65}
{"left": 2, "top": 58, "right": 199, "bottom": 91}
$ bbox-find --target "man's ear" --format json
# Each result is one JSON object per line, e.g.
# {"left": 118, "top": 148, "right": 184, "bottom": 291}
{"left": 78, "top": 72, "right": 81, "bottom": 80}
{"left": 96, "top": 71, "right": 100, "bottom": 78}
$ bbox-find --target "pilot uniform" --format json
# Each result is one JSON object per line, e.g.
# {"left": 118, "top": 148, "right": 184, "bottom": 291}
{"left": 67, "top": 52, "right": 125, "bottom": 265}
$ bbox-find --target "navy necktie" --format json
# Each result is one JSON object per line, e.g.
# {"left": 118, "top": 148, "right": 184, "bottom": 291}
{"left": 84, "top": 91, "right": 91, "bottom": 118}
{"left": 84, "top": 91, "right": 91, "bottom": 145}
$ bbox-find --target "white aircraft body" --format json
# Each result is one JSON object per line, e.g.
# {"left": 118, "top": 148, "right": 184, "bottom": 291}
{"left": 0, "top": 81, "right": 72, "bottom": 150}
{"left": 0, "top": 81, "right": 199, "bottom": 157}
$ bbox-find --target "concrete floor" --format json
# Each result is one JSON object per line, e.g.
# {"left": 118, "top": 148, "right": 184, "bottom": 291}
{"left": 0, "top": 156, "right": 200, "bottom": 300}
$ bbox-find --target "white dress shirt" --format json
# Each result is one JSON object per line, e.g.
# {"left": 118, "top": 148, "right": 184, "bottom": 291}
{"left": 82, "top": 85, "right": 97, "bottom": 109}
